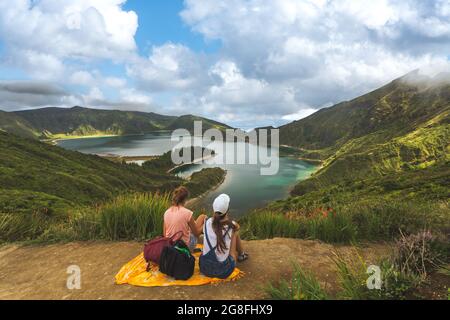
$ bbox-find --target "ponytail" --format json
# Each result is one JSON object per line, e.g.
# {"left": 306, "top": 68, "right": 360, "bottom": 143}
{"left": 212, "top": 212, "right": 235, "bottom": 254}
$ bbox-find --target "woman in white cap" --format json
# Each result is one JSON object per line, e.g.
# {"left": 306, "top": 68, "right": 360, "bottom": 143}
{"left": 199, "top": 194, "right": 249, "bottom": 279}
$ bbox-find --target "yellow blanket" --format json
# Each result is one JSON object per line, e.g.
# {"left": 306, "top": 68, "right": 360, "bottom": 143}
{"left": 115, "top": 246, "right": 243, "bottom": 287}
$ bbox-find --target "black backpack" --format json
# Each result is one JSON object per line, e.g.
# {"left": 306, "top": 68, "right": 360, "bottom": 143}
{"left": 159, "top": 240, "right": 195, "bottom": 280}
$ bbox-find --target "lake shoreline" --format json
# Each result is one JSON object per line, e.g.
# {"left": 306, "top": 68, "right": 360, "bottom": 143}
{"left": 54, "top": 134, "right": 320, "bottom": 216}
{"left": 44, "top": 131, "right": 173, "bottom": 145}
{"left": 43, "top": 134, "right": 121, "bottom": 145}
{"left": 167, "top": 154, "right": 216, "bottom": 174}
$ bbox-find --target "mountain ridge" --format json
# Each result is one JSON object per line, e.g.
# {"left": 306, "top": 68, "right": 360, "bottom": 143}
{"left": 276, "top": 71, "right": 450, "bottom": 201}
{"left": 279, "top": 71, "right": 450, "bottom": 154}
{"left": 0, "top": 106, "right": 233, "bottom": 139}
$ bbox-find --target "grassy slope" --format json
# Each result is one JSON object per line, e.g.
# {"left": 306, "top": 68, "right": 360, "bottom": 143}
{"left": 165, "top": 114, "right": 233, "bottom": 132}
{"left": 3, "top": 106, "right": 232, "bottom": 139}
{"left": 0, "top": 131, "right": 181, "bottom": 215}
{"left": 277, "top": 73, "right": 450, "bottom": 202}
{"left": 0, "top": 111, "right": 39, "bottom": 139}
{"left": 280, "top": 72, "right": 450, "bottom": 152}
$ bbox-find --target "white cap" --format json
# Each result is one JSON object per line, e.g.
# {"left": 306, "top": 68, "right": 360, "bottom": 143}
{"left": 213, "top": 194, "right": 230, "bottom": 215}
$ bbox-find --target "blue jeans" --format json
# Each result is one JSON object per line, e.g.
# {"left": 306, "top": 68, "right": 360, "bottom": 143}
{"left": 199, "top": 253, "right": 236, "bottom": 279}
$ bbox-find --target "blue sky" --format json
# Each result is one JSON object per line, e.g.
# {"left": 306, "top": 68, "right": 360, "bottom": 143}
{"left": 0, "top": 0, "right": 449, "bottom": 129}
{"left": 123, "top": 0, "right": 220, "bottom": 54}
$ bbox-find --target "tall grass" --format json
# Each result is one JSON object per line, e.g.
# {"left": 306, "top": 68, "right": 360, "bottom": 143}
{"left": 0, "top": 212, "right": 54, "bottom": 242}
{"left": 69, "top": 209, "right": 101, "bottom": 241}
{"left": 305, "top": 210, "right": 356, "bottom": 243}
{"left": 1, "top": 192, "right": 171, "bottom": 243}
{"left": 266, "top": 264, "right": 328, "bottom": 300}
{"left": 332, "top": 251, "right": 373, "bottom": 300}
{"left": 241, "top": 209, "right": 357, "bottom": 243}
{"left": 70, "top": 192, "right": 171, "bottom": 241}
{"left": 241, "top": 211, "right": 302, "bottom": 239}
{"left": 96, "top": 193, "right": 170, "bottom": 240}
{"left": 349, "top": 201, "right": 446, "bottom": 241}
{"left": 241, "top": 200, "right": 449, "bottom": 244}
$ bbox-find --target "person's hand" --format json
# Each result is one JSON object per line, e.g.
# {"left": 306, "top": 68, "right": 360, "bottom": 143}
{"left": 233, "top": 221, "right": 240, "bottom": 231}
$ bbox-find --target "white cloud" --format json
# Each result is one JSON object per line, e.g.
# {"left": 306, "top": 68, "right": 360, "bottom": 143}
{"left": 70, "top": 71, "right": 95, "bottom": 86}
{"left": 127, "top": 43, "right": 209, "bottom": 92}
{"left": 9, "top": 50, "right": 66, "bottom": 81}
{"left": 80, "top": 86, "right": 154, "bottom": 111}
{"left": 282, "top": 108, "right": 317, "bottom": 122}
{"left": 175, "top": 0, "right": 450, "bottom": 125}
{"left": 1, "top": 0, "right": 450, "bottom": 127}
{"left": 332, "top": 0, "right": 398, "bottom": 29}
{"left": 418, "top": 59, "right": 450, "bottom": 77}
{"left": 0, "top": 0, "right": 137, "bottom": 83}
{"left": 119, "top": 88, "right": 152, "bottom": 105}
{"left": 0, "top": 0, "right": 137, "bottom": 60}
{"left": 205, "top": 60, "right": 297, "bottom": 114}
{"left": 0, "top": 1, "right": 145, "bottom": 112}
{"left": 105, "top": 77, "right": 127, "bottom": 88}
{"left": 84, "top": 87, "right": 104, "bottom": 102}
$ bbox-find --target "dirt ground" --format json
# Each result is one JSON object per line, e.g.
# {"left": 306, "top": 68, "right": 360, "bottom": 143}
{"left": 0, "top": 239, "right": 390, "bottom": 300}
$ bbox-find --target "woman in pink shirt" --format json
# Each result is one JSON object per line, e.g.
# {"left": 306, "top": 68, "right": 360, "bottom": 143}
{"left": 163, "top": 186, "right": 207, "bottom": 251}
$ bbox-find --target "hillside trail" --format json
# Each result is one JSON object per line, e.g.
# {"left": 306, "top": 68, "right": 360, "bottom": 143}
{"left": 0, "top": 239, "right": 390, "bottom": 300}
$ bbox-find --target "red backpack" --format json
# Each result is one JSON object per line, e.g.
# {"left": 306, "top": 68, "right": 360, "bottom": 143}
{"left": 143, "top": 231, "right": 183, "bottom": 267}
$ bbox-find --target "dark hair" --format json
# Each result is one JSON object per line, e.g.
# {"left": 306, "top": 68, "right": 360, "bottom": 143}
{"left": 212, "top": 212, "right": 236, "bottom": 254}
{"left": 172, "top": 186, "right": 189, "bottom": 206}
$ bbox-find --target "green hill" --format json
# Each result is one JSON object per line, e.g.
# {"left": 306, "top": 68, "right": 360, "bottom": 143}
{"left": 0, "top": 106, "right": 232, "bottom": 139}
{"left": 280, "top": 71, "right": 449, "bottom": 155}
{"left": 278, "top": 71, "right": 450, "bottom": 203}
{"left": 0, "top": 131, "right": 182, "bottom": 215}
{"left": 165, "top": 114, "right": 232, "bottom": 132}
{"left": 0, "top": 111, "right": 39, "bottom": 139}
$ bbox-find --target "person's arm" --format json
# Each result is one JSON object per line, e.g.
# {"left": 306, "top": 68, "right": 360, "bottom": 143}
{"left": 188, "top": 216, "right": 202, "bottom": 237}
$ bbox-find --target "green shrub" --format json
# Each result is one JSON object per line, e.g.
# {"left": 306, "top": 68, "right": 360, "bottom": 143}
{"left": 378, "top": 260, "right": 421, "bottom": 300}
{"left": 266, "top": 264, "right": 328, "bottom": 300}
{"left": 332, "top": 250, "right": 420, "bottom": 300}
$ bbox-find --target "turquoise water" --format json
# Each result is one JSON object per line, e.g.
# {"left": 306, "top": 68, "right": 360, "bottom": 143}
{"left": 57, "top": 133, "right": 317, "bottom": 217}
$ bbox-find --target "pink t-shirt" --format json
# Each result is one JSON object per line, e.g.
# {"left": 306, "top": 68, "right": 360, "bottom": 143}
{"left": 164, "top": 206, "right": 193, "bottom": 244}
